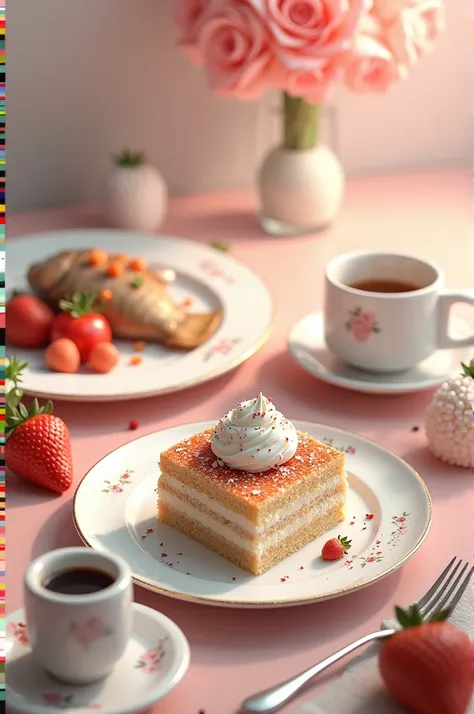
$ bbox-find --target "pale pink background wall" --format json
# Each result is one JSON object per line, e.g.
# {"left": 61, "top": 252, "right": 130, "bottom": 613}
{"left": 8, "top": 0, "right": 470, "bottom": 213}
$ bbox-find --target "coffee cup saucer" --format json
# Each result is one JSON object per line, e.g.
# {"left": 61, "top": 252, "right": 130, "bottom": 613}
{"left": 288, "top": 312, "right": 473, "bottom": 396}
{"left": 6, "top": 603, "right": 190, "bottom": 714}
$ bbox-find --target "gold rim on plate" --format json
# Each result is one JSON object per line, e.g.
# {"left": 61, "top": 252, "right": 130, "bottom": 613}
{"left": 72, "top": 422, "right": 433, "bottom": 608}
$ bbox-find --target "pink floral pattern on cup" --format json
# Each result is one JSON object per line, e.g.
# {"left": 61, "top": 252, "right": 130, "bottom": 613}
{"left": 102, "top": 469, "right": 134, "bottom": 494}
{"left": 135, "top": 637, "right": 169, "bottom": 674}
{"left": 345, "top": 307, "right": 381, "bottom": 341}
{"left": 71, "top": 617, "right": 112, "bottom": 647}
{"left": 8, "top": 621, "right": 29, "bottom": 646}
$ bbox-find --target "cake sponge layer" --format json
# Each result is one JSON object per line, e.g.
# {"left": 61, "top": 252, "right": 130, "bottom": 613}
{"left": 158, "top": 499, "right": 345, "bottom": 575}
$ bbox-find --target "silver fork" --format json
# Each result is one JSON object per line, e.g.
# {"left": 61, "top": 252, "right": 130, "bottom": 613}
{"left": 242, "top": 558, "right": 473, "bottom": 713}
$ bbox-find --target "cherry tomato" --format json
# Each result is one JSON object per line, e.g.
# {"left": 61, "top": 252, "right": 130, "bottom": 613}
{"left": 50, "top": 312, "right": 112, "bottom": 363}
{"left": 7, "top": 294, "right": 54, "bottom": 348}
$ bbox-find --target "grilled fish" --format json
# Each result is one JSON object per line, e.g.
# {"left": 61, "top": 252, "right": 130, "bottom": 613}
{"left": 27, "top": 250, "right": 222, "bottom": 349}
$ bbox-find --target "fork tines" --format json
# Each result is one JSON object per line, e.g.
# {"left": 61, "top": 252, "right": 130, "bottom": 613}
{"left": 417, "top": 557, "right": 473, "bottom": 620}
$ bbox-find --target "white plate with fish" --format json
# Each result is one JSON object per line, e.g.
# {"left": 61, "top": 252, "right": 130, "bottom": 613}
{"left": 73, "top": 421, "right": 432, "bottom": 608}
{"left": 8, "top": 230, "right": 273, "bottom": 401}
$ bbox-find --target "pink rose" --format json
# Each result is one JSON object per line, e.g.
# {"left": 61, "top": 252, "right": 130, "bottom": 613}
{"left": 144, "top": 664, "right": 161, "bottom": 674}
{"left": 383, "top": 2, "right": 445, "bottom": 66}
{"left": 344, "top": 34, "right": 405, "bottom": 93}
{"left": 359, "top": 311, "right": 376, "bottom": 327}
{"left": 42, "top": 694, "right": 63, "bottom": 705}
{"left": 139, "top": 648, "right": 161, "bottom": 663}
{"left": 349, "top": 316, "right": 373, "bottom": 341}
{"left": 8, "top": 622, "right": 29, "bottom": 646}
{"left": 279, "top": 60, "right": 341, "bottom": 103}
{"left": 372, "top": 0, "right": 412, "bottom": 23}
{"left": 74, "top": 617, "right": 106, "bottom": 646}
{"left": 174, "top": 0, "right": 206, "bottom": 63}
{"left": 195, "top": 0, "right": 282, "bottom": 100}
{"left": 248, "top": 0, "right": 366, "bottom": 65}
{"left": 111, "top": 485, "right": 123, "bottom": 494}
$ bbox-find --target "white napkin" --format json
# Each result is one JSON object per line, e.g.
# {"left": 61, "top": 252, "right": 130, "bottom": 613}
{"left": 296, "top": 585, "right": 474, "bottom": 714}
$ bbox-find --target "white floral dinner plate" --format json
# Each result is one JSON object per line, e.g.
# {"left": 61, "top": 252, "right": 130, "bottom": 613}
{"left": 6, "top": 603, "right": 190, "bottom": 714}
{"left": 73, "top": 421, "right": 432, "bottom": 609}
{"left": 8, "top": 230, "right": 273, "bottom": 401}
{"left": 288, "top": 312, "right": 473, "bottom": 396}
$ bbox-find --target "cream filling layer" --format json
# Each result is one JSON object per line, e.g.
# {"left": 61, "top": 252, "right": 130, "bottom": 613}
{"left": 160, "top": 472, "right": 345, "bottom": 535}
{"left": 159, "top": 490, "right": 345, "bottom": 555}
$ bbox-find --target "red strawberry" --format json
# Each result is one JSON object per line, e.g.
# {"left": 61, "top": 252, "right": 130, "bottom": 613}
{"left": 321, "top": 535, "right": 352, "bottom": 560}
{"left": 379, "top": 604, "right": 474, "bottom": 714}
{"left": 6, "top": 396, "right": 73, "bottom": 493}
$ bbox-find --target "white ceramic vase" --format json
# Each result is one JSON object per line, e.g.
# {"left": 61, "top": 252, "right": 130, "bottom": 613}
{"left": 258, "top": 144, "right": 345, "bottom": 236}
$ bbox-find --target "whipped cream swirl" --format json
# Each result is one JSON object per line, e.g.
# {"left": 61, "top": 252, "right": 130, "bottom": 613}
{"left": 210, "top": 393, "right": 298, "bottom": 473}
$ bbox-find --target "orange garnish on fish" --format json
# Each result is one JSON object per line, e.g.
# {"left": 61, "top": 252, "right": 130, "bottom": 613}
{"left": 88, "top": 249, "right": 108, "bottom": 266}
{"left": 133, "top": 341, "right": 146, "bottom": 352}
{"left": 107, "top": 260, "right": 125, "bottom": 278}
{"left": 99, "top": 289, "right": 113, "bottom": 301}
{"left": 114, "top": 253, "right": 130, "bottom": 263}
{"left": 129, "top": 257, "right": 147, "bottom": 272}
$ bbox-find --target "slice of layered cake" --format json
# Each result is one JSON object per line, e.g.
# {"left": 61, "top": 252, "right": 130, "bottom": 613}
{"left": 158, "top": 394, "right": 347, "bottom": 575}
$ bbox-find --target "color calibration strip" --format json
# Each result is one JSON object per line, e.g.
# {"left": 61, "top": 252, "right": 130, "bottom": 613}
{"left": 0, "top": 3, "right": 5, "bottom": 705}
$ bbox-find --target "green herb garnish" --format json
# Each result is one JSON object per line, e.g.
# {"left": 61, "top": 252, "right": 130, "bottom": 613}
{"left": 130, "top": 275, "right": 145, "bottom": 289}
{"left": 210, "top": 240, "right": 230, "bottom": 253}
{"left": 59, "top": 292, "right": 102, "bottom": 317}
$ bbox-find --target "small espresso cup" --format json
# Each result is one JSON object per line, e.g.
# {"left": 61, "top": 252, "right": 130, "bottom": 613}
{"left": 324, "top": 251, "right": 474, "bottom": 372}
{"left": 24, "top": 547, "right": 133, "bottom": 685}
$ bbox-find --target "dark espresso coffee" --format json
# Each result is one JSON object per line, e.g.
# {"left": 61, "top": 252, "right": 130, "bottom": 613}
{"left": 349, "top": 278, "right": 421, "bottom": 293}
{"left": 43, "top": 567, "right": 115, "bottom": 595}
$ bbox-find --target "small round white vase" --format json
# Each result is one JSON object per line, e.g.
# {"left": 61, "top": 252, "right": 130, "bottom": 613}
{"left": 104, "top": 165, "right": 168, "bottom": 233}
{"left": 258, "top": 144, "right": 345, "bottom": 236}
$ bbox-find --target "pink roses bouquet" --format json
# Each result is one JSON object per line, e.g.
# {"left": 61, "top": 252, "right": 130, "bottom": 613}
{"left": 174, "top": 0, "right": 445, "bottom": 102}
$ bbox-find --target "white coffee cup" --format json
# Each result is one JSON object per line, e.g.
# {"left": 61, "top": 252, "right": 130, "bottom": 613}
{"left": 24, "top": 547, "right": 133, "bottom": 685}
{"left": 324, "top": 251, "right": 474, "bottom": 372}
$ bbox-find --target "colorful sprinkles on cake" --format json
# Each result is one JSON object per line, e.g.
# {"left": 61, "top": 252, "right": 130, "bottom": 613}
{"left": 209, "top": 393, "right": 299, "bottom": 474}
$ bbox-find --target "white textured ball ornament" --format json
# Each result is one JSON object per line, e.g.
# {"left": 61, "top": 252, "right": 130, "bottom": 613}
{"left": 425, "top": 369, "right": 473, "bottom": 468}
{"left": 104, "top": 150, "right": 168, "bottom": 232}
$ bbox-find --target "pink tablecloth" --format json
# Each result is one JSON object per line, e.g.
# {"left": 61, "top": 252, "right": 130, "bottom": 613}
{"left": 8, "top": 167, "right": 472, "bottom": 714}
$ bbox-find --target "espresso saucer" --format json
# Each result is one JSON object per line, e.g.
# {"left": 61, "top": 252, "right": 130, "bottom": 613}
{"left": 6, "top": 603, "right": 190, "bottom": 714}
{"left": 288, "top": 312, "right": 473, "bottom": 396}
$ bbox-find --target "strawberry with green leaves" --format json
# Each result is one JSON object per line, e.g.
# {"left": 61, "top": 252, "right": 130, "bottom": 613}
{"left": 321, "top": 535, "right": 352, "bottom": 560}
{"left": 379, "top": 604, "right": 474, "bottom": 714}
{"left": 6, "top": 394, "right": 73, "bottom": 494}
